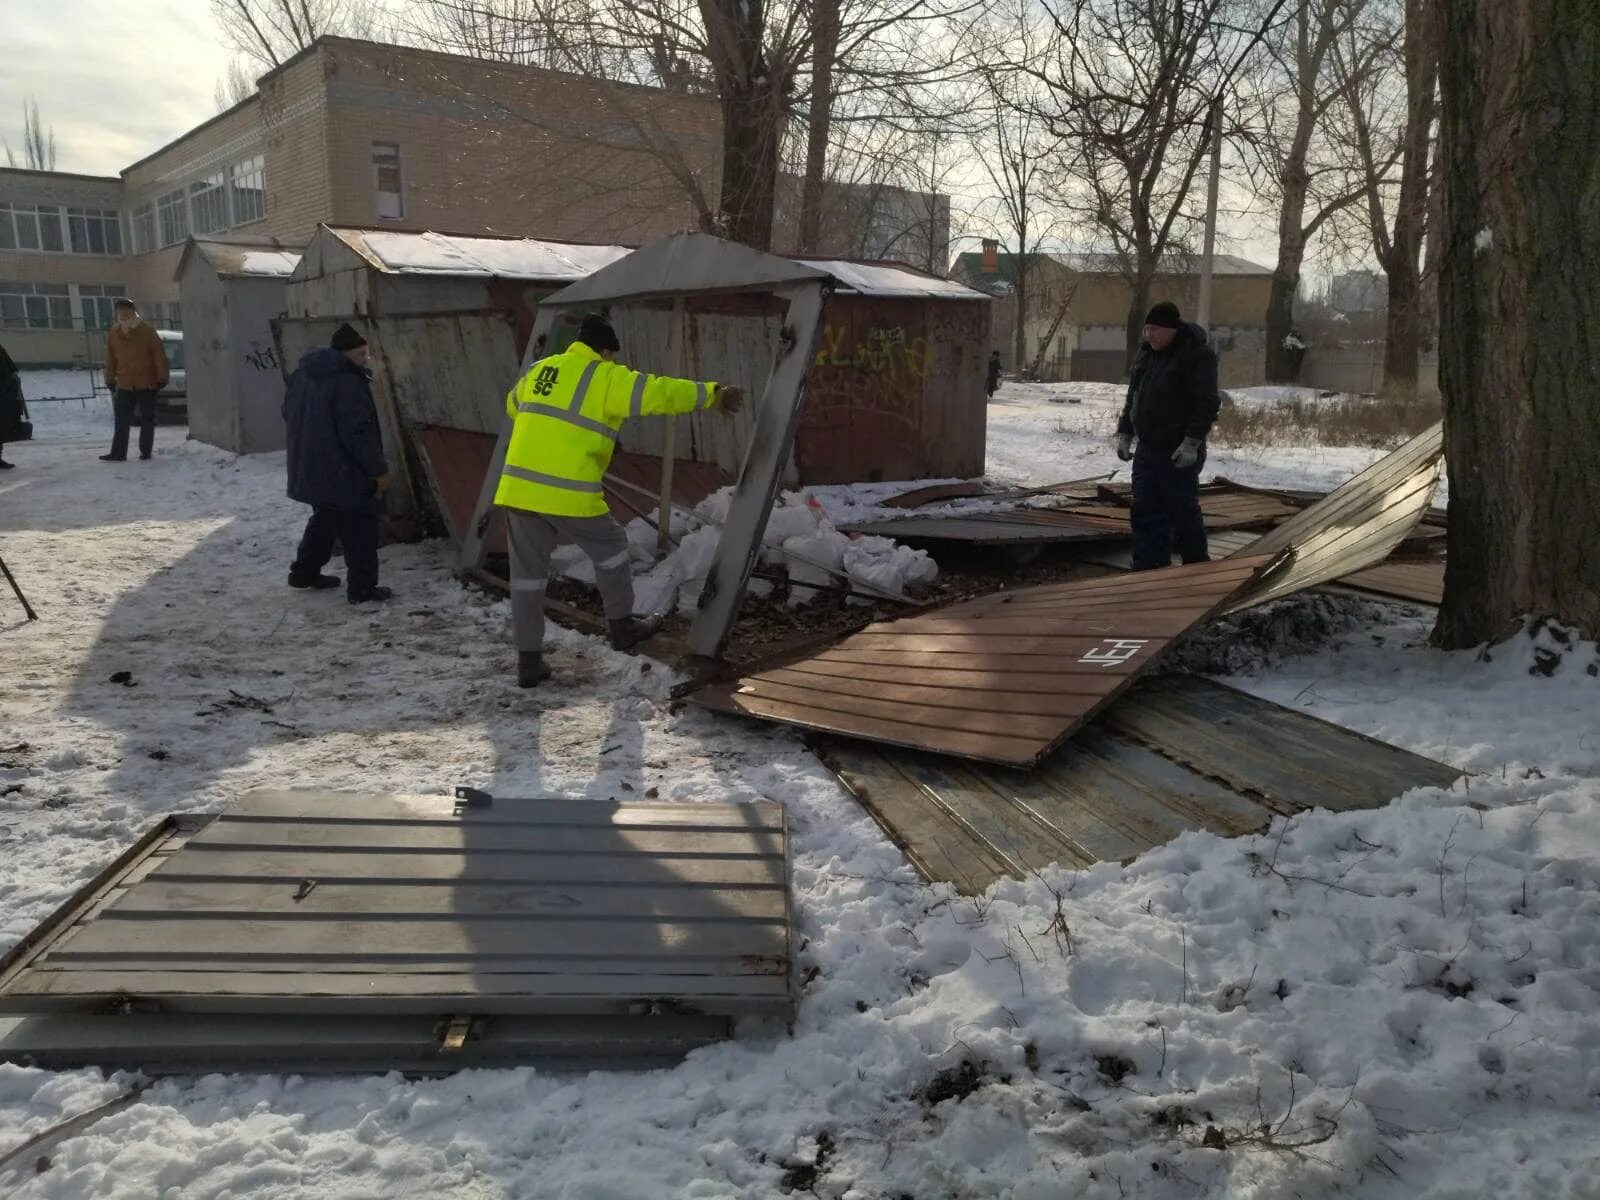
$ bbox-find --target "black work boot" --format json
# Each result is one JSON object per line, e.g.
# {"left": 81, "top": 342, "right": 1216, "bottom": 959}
{"left": 348, "top": 585, "right": 393, "bottom": 605}
{"left": 517, "top": 652, "right": 552, "bottom": 688}
{"left": 608, "top": 614, "right": 663, "bottom": 652}
{"left": 289, "top": 572, "right": 341, "bottom": 590}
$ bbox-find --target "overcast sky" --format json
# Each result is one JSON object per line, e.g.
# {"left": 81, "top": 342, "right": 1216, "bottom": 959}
{"left": 3, "top": 0, "right": 1288, "bottom": 271}
{"left": 2, "top": 0, "right": 236, "bottom": 176}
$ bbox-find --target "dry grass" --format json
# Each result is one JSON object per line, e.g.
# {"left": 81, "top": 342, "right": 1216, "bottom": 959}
{"left": 1211, "top": 393, "right": 1441, "bottom": 449}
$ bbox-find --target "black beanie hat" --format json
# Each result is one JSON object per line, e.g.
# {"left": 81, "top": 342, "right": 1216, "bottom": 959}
{"left": 578, "top": 313, "right": 621, "bottom": 353}
{"left": 1144, "top": 301, "right": 1181, "bottom": 329}
{"left": 331, "top": 322, "right": 368, "bottom": 351}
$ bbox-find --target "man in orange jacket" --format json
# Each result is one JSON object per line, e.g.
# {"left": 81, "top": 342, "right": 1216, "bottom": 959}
{"left": 101, "top": 298, "right": 169, "bottom": 462}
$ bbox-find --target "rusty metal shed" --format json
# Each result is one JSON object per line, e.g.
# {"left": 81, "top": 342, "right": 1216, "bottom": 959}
{"left": 275, "top": 226, "right": 990, "bottom": 540}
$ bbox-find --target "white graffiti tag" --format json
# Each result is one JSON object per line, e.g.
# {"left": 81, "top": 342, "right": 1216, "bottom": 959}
{"left": 1078, "top": 638, "right": 1150, "bottom": 667}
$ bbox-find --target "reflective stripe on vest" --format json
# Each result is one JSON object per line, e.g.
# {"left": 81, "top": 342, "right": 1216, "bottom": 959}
{"left": 502, "top": 464, "right": 605, "bottom": 494}
{"left": 694, "top": 382, "right": 710, "bottom": 411}
{"left": 628, "top": 373, "right": 647, "bottom": 419}
{"left": 515, "top": 400, "right": 618, "bottom": 441}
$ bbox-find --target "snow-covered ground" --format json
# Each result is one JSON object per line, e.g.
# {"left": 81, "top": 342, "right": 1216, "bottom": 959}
{"left": 0, "top": 383, "right": 1597, "bottom": 1199}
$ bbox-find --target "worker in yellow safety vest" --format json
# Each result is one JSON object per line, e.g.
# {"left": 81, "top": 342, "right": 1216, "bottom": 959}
{"left": 496, "top": 312, "right": 744, "bottom": 687}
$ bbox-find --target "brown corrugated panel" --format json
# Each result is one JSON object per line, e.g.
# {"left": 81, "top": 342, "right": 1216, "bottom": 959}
{"left": 691, "top": 555, "right": 1281, "bottom": 766}
{"left": 1226, "top": 424, "right": 1444, "bottom": 612}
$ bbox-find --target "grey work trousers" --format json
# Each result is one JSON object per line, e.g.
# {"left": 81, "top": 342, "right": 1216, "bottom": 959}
{"left": 505, "top": 508, "right": 635, "bottom": 652}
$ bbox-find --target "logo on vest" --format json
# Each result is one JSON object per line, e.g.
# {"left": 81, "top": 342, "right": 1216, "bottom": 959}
{"left": 531, "top": 365, "right": 560, "bottom": 397}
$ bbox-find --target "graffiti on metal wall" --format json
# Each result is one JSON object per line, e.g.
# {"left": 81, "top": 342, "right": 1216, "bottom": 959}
{"left": 814, "top": 324, "right": 931, "bottom": 380}
{"left": 243, "top": 339, "right": 282, "bottom": 373}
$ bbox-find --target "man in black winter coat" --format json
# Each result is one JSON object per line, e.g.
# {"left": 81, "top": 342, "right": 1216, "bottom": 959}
{"left": 1114, "top": 301, "right": 1221, "bottom": 570}
{"left": 282, "top": 323, "right": 393, "bottom": 603}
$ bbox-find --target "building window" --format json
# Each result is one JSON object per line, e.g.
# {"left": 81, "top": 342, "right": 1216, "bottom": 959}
{"left": 157, "top": 188, "right": 189, "bottom": 247}
{"left": 0, "top": 281, "right": 73, "bottom": 329}
{"left": 0, "top": 204, "right": 67, "bottom": 253}
{"left": 66, "top": 208, "right": 124, "bottom": 255}
{"left": 78, "top": 284, "right": 127, "bottom": 330}
{"left": 148, "top": 300, "right": 182, "bottom": 330}
{"left": 230, "top": 155, "right": 265, "bottom": 225}
{"left": 132, "top": 203, "right": 156, "bottom": 254}
{"left": 190, "top": 173, "right": 228, "bottom": 235}
{"left": 372, "top": 142, "right": 403, "bottom": 220}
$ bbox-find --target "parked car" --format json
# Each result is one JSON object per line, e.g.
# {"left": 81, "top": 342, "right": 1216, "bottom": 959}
{"left": 155, "top": 329, "right": 187, "bottom": 422}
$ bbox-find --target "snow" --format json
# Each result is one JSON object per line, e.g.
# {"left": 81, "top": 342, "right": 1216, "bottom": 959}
{"left": 351, "top": 229, "right": 632, "bottom": 281}
{"left": 17, "top": 371, "right": 115, "bottom": 445}
{"left": 797, "top": 260, "right": 984, "bottom": 300}
{"left": 233, "top": 250, "right": 301, "bottom": 278}
{"left": 1, "top": 383, "right": 1597, "bottom": 1199}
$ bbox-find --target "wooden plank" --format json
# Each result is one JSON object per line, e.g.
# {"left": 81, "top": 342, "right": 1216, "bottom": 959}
{"left": 893, "top": 757, "right": 1088, "bottom": 877}
{"left": 186, "top": 821, "right": 783, "bottom": 858}
{"left": 146, "top": 849, "right": 788, "bottom": 888}
{"left": 47, "top": 916, "right": 788, "bottom": 962}
{"left": 759, "top": 669, "right": 1123, "bottom": 715}
{"left": 224, "top": 790, "right": 785, "bottom": 830}
{"left": 102, "top": 881, "right": 790, "bottom": 922}
{"left": 777, "top": 658, "right": 1133, "bottom": 695}
{"left": 823, "top": 748, "right": 1017, "bottom": 893}
{"left": 0, "top": 1012, "right": 733, "bottom": 1075}
{"left": 727, "top": 678, "right": 1068, "bottom": 739}
{"left": 5, "top": 969, "right": 790, "bottom": 1016}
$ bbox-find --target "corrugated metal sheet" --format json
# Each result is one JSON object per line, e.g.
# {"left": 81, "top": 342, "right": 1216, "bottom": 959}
{"left": 330, "top": 227, "right": 631, "bottom": 281}
{"left": 373, "top": 312, "right": 520, "bottom": 435}
{"left": 797, "top": 259, "right": 986, "bottom": 299}
{"left": 819, "top": 675, "right": 1462, "bottom": 893}
{"left": 0, "top": 789, "right": 794, "bottom": 1073}
{"left": 841, "top": 489, "right": 1299, "bottom": 545}
{"left": 179, "top": 238, "right": 301, "bottom": 280}
{"left": 691, "top": 555, "right": 1282, "bottom": 765}
{"left": 1225, "top": 424, "right": 1445, "bottom": 612}
{"left": 544, "top": 233, "right": 831, "bottom": 307}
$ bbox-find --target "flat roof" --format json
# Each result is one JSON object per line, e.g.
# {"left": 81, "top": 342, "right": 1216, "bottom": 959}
{"left": 322, "top": 227, "right": 633, "bottom": 281}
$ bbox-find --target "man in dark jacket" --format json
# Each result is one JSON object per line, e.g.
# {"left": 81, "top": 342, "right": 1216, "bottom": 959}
{"left": 282, "top": 324, "right": 392, "bottom": 603}
{"left": 986, "top": 350, "right": 1002, "bottom": 400}
{"left": 1115, "top": 301, "right": 1221, "bottom": 570}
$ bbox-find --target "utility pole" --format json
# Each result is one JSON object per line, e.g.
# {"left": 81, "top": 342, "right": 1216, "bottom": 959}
{"left": 1196, "top": 100, "right": 1223, "bottom": 333}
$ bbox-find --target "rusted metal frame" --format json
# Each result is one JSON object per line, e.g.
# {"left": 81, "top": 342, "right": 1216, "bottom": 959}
{"left": 688, "top": 281, "right": 832, "bottom": 660}
{"left": 459, "top": 306, "right": 561, "bottom": 574}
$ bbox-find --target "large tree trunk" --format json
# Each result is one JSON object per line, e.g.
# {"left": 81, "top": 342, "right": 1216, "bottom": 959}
{"left": 1380, "top": 0, "right": 1437, "bottom": 399}
{"left": 706, "top": 0, "right": 784, "bottom": 249}
{"left": 1432, "top": 0, "right": 1600, "bottom": 647}
{"left": 796, "top": 0, "right": 839, "bottom": 255}
{"left": 1124, "top": 266, "right": 1155, "bottom": 372}
{"left": 1013, "top": 249, "right": 1028, "bottom": 372}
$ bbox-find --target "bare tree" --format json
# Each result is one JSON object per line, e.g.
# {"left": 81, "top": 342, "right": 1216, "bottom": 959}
{"left": 971, "top": 61, "right": 1060, "bottom": 371}
{"left": 1433, "top": 0, "right": 1600, "bottom": 645}
{"left": 213, "top": 60, "right": 258, "bottom": 111}
{"left": 1029, "top": 0, "right": 1279, "bottom": 368}
{"left": 211, "top": 0, "right": 384, "bottom": 69}
{"left": 1244, "top": 0, "right": 1389, "bottom": 381}
{"left": 3, "top": 99, "right": 57, "bottom": 171}
{"left": 1332, "top": 0, "right": 1436, "bottom": 399}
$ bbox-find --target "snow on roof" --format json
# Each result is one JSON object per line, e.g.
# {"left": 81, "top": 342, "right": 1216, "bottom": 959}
{"left": 800, "top": 259, "right": 983, "bottom": 300}
{"left": 338, "top": 229, "right": 631, "bottom": 281}
{"left": 182, "top": 239, "right": 301, "bottom": 279}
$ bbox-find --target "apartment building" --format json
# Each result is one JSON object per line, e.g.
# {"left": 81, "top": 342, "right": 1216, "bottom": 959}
{"left": 2, "top": 36, "right": 951, "bottom": 366}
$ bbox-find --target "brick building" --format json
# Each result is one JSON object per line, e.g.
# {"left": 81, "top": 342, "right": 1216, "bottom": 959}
{"left": 2, "top": 36, "right": 951, "bottom": 366}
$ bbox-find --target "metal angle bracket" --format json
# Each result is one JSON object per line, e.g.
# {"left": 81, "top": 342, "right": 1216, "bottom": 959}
{"left": 437, "top": 1015, "right": 480, "bottom": 1052}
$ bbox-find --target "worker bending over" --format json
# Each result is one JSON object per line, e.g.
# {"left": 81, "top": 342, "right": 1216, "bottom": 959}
{"left": 495, "top": 313, "right": 743, "bottom": 687}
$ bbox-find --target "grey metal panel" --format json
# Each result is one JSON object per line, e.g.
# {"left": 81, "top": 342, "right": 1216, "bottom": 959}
{"left": 178, "top": 254, "right": 234, "bottom": 451}
{"left": 0, "top": 1012, "right": 733, "bottom": 1075}
{"left": 0, "top": 791, "right": 794, "bottom": 1031}
{"left": 542, "top": 232, "right": 829, "bottom": 307}
{"left": 368, "top": 311, "right": 520, "bottom": 435}
{"left": 230, "top": 277, "right": 291, "bottom": 454}
{"left": 687, "top": 283, "right": 830, "bottom": 659}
